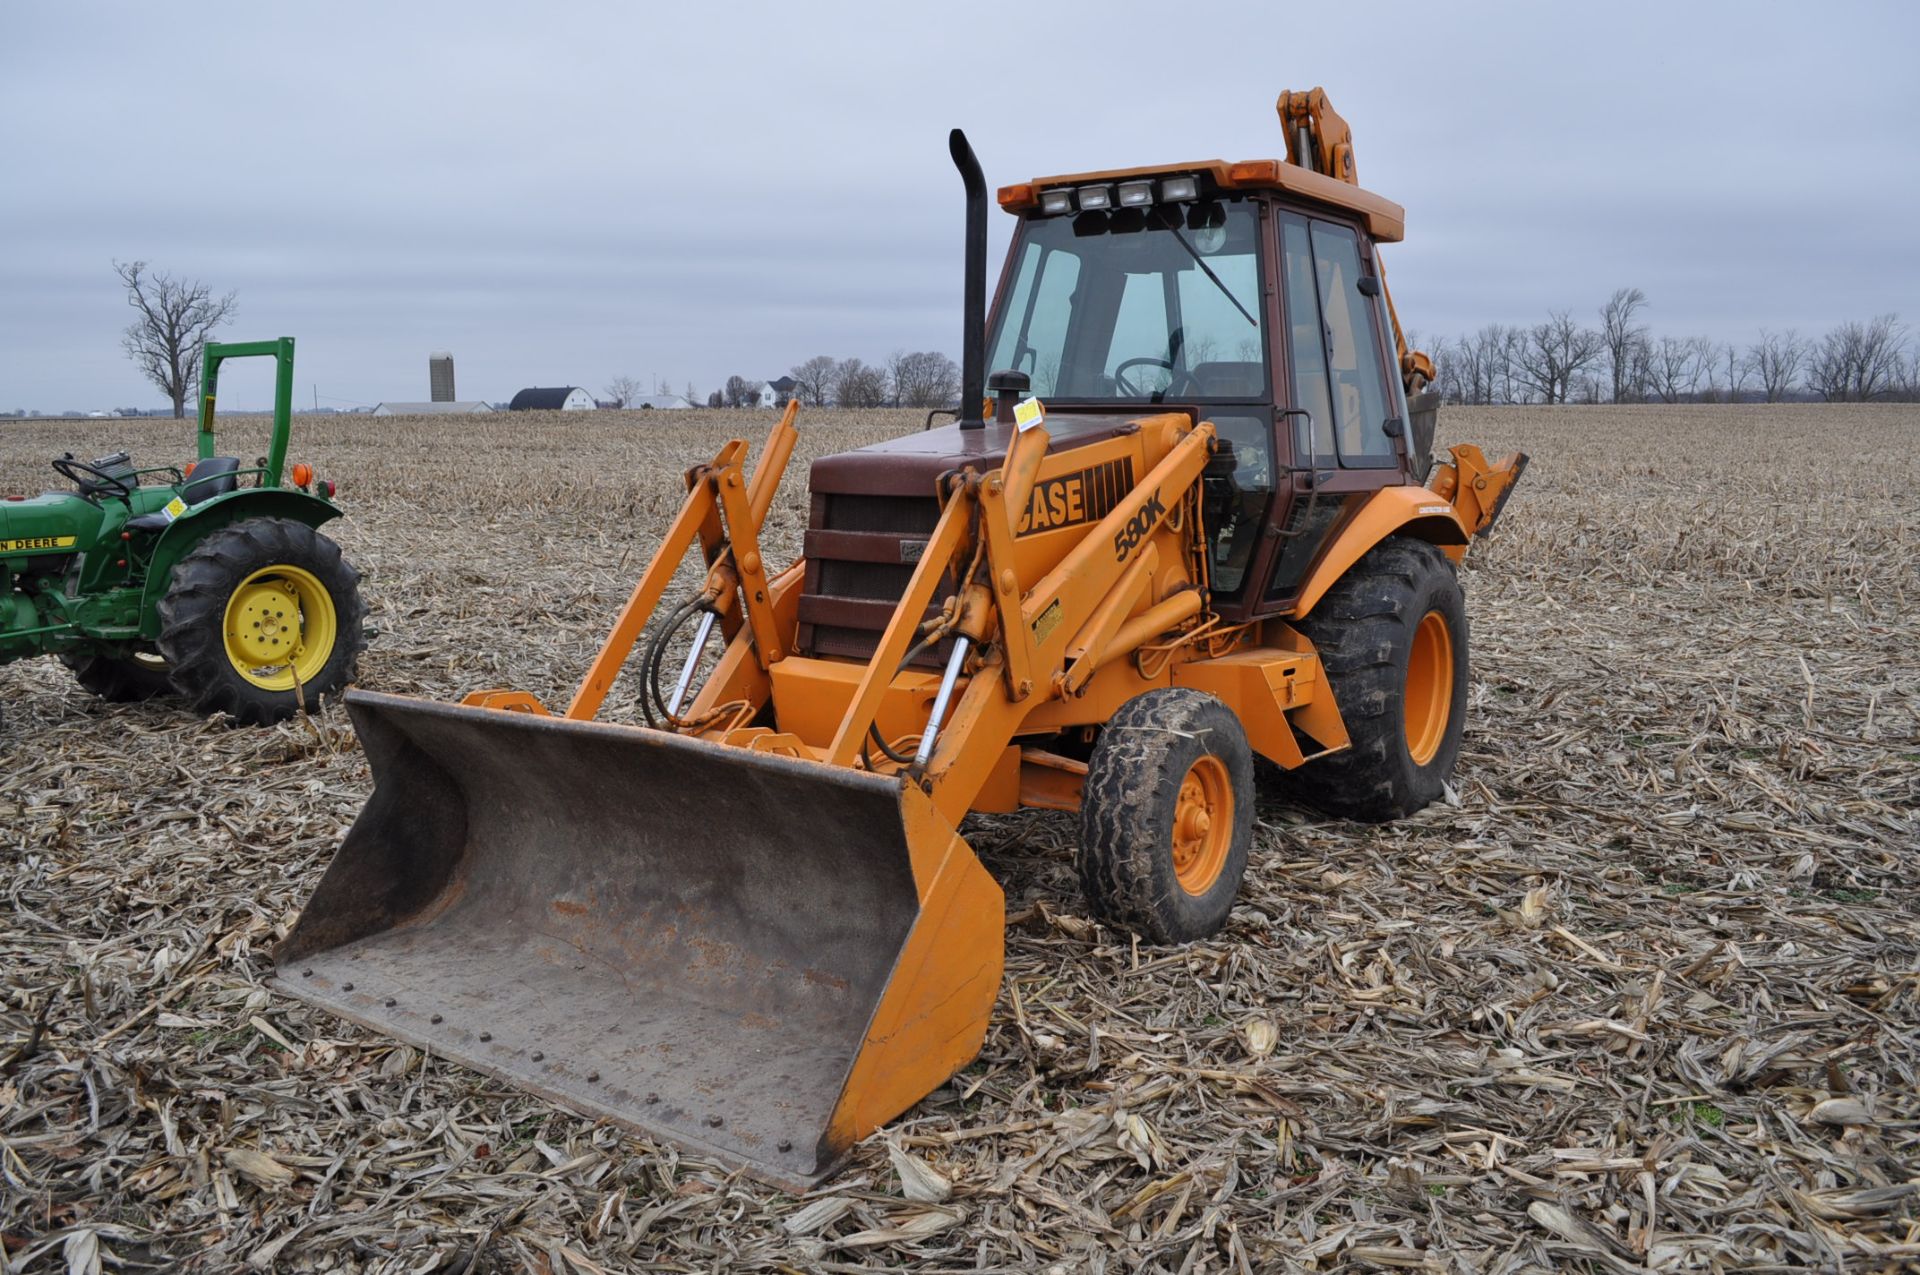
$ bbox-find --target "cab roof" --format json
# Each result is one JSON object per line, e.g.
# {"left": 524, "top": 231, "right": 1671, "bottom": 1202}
{"left": 997, "top": 158, "right": 1405, "bottom": 243}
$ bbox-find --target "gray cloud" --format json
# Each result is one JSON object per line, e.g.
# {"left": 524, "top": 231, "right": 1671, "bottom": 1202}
{"left": 3, "top": 0, "right": 1915, "bottom": 409}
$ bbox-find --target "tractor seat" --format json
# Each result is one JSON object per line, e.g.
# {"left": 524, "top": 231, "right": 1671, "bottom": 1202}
{"left": 125, "top": 456, "right": 244, "bottom": 532}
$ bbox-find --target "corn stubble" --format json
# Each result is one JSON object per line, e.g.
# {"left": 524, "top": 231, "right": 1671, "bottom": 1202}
{"left": 2, "top": 404, "right": 1915, "bottom": 1271}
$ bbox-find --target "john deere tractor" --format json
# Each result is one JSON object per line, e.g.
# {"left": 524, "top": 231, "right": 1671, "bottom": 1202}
{"left": 1, "top": 338, "right": 364, "bottom": 724}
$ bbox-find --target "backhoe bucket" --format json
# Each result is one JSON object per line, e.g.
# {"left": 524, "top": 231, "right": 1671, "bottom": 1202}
{"left": 275, "top": 690, "right": 1004, "bottom": 1187}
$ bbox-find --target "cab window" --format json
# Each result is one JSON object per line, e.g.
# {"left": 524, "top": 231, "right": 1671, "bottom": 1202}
{"left": 1282, "top": 213, "right": 1397, "bottom": 467}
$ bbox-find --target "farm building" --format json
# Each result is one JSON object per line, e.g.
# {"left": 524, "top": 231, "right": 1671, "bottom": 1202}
{"left": 509, "top": 386, "right": 595, "bottom": 411}
{"left": 631, "top": 394, "right": 693, "bottom": 410}
{"left": 370, "top": 401, "right": 494, "bottom": 415}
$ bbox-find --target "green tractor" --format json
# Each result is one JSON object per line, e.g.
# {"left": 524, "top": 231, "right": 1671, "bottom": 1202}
{"left": 1, "top": 338, "right": 364, "bottom": 725}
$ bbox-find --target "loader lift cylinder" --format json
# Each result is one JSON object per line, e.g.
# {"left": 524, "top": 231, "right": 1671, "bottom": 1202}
{"left": 914, "top": 635, "right": 972, "bottom": 768}
{"left": 668, "top": 610, "right": 717, "bottom": 716}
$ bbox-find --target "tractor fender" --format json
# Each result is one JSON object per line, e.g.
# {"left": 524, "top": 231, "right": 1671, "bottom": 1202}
{"left": 1288, "top": 485, "right": 1468, "bottom": 620}
{"left": 137, "top": 488, "right": 343, "bottom": 639}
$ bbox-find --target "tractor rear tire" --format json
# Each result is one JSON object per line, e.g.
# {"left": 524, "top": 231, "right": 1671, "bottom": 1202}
{"left": 157, "top": 518, "right": 365, "bottom": 726}
{"left": 61, "top": 650, "right": 174, "bottom": 702}
{"left": 1077, "top": 689, "right": 1254, "bottom": 944}
{"left": 1288, "top": 536, "right": 1468, "bottom": 822}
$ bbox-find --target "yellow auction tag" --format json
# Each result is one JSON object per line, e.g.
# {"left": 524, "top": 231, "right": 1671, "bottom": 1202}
{"left": 1013, "top": 396, "right": 1046, "bottom": 432}
{"left": 162, "top": 496, "right": 187, "bottom": 522}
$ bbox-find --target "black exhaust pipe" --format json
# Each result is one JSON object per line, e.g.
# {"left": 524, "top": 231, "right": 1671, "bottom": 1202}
{"left": 949, "top": 128, "right": 986, "bottom": 430}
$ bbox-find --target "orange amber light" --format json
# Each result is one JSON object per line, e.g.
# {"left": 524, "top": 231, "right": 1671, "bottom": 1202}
{"left": 182, "top": 460, "right": 197, "bottom": 478}
{"left": 1226, "top": 160, "right": 1281, "bottom": 186}
{"left": 291, "top": 462, "right": 314, "bottom": 487}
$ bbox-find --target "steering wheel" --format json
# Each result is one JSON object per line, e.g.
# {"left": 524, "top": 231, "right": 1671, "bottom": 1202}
{"left": 51, "top": 456, "right": 134, "bottom": 499}
{"left": 1113, "top": 357, "right": 1204, "bottom": 401}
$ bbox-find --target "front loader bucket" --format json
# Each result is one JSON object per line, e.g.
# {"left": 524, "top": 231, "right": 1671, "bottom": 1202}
{"left": 274, "top": 690, "right": 1004, "bottom": 1188}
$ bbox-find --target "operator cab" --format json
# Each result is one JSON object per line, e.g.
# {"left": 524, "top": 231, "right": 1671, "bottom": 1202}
{"left": 986, "top": 163, "right": 1416, "bottom": 619}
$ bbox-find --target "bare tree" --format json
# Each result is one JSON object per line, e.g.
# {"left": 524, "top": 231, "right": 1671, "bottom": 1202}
{"left": 1897, "top": 343, "right": 1920, "bottom": 402}
{"left": 1744, "top": 329, "right": 1803, "bottom": 402}
{"left": 788, "top": 355, "right": 837, "bottom": 407}
{"left": 1720, "top": 343, "right": 1746, "bottom": 403}
{"left": 1599, "top": 287, "right": 1649, "bottom": 403}
{"left": 1451, "top": 324, "right": 1519, "bottom": 405}
{"left": 1647, "top": 335, "right": 1711, "bottom": 403}
{"left": 603, "top": 375, "right": 642, "bottom": 408}
{"left": 1513, "top": 311, "right": 1604, "bottom": 404}
{"left": 886, "top": 350, "right": 961, "bottom": 408}
{"left": 114, "top": 260, "right": 237, "bottom": 418}
{"left": 723, "top": 375, "right": 763, "bottom": 408}
{"left": 831, "top": 358, "right": 888, "bottom": 408}
{"left": 706, "top": 389, "right": 725, "bottom": 408}
{"left": 1806, "top": 315, "right": 1908, "bottom": 401}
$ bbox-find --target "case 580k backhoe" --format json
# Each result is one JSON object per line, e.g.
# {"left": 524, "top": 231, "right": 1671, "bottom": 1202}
{"left": 279, "top": 89, "right": 1524, "bottom": 1186}
{"left": 1, "top": 338, "right": 364, "bottom": 724}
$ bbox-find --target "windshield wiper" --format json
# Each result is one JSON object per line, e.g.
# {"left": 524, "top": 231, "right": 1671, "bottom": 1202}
{"left": 1167, "top": 226, "right": 1258, "bottom": 328}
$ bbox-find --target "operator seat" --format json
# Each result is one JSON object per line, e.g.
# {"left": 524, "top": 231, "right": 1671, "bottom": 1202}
{"left": 124, "top": 456, "right": 244, "bottom": 532}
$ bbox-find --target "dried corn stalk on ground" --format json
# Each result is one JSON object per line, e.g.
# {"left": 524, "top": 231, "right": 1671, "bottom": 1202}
{"left": 3, "top": 405, "right": 1916, "bottom": 1273}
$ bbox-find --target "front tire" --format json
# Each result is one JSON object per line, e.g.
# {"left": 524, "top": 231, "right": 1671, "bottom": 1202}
{"left": 1077, "top": 689, "right": 1254, "bottom": 944}
{"left": 1289, "top": 536, "right": 1468, "bottom": 822}
{"left": 61, "top": 649, "right": 174, "bottom": 702}
{"left": 157, "top": 518, "right": 365, "bottom": 725}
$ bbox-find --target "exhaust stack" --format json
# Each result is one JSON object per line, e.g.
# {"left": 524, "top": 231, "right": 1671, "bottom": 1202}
{"left": 949, "top": 128, "right": 987, "bottom": 430}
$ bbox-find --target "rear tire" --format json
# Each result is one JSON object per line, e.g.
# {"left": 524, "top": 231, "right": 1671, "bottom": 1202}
{"left": 1288, "top": 536, "right": 1468, "bottom": 822}
{"left": 1077, "top": 689, "right": 1254, "bottom": 944}
{"left": 61, "top": 649, "right": 174, "bottom": 702}
{"left": 158, "top": 518, "right": 365, "bottom": 726}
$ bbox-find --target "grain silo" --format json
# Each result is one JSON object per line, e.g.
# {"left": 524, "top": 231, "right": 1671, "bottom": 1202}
{"left": 429, "top": 351, "right": 456, "bottom": 402}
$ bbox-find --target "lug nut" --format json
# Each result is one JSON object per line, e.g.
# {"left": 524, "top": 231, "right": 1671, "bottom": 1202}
{"left": 302, "top": 969, "right": 313, "bottom": 977}
{"left": 430, "top": 1014, "right": 443, "bottom": 1024}
{"left": 479, "top": 1032, "right": 492, "bottom": 1042}
{"left": 707, "top": 1115, "right": 723, "bottom": 1128}
{"left": 587, "top": 1070, "right": 600, "bottom": 1082}
{"left": 645, "top": 1094, "right": 659, "bottom": 1105}
{"left": 777, "top": 1139, "right": 793, "bottom": 1153}
{"left": 531, "top": 1051, "right": 544, "bottom": 1061}
{"left": 384, "top": 998, "right": 397, "bottom": 1007}
{"left": 341, "top": 982, "right": 353, "bottom": 991}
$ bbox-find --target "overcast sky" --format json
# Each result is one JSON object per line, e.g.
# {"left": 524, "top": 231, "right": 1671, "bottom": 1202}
{"left": 3, "top": 0, "right": 1916, "bottom": 410}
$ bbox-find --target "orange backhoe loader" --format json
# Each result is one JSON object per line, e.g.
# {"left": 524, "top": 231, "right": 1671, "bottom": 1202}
{"left": 277, "top": 89, "right": 1524, "bottom": 1187}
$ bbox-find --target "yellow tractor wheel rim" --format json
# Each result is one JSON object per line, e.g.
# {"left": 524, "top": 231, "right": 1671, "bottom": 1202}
{"left": 1404, "top": 610, "right": 1455, "bottom": 766}
{"left": 1171, "top": 754, "right": 1233, "bottom": 896}
{"left": 222, "top": 565, "right": 338, "bottom": 691}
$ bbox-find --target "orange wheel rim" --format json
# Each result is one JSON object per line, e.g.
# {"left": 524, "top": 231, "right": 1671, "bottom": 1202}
{"left": 1404, "top": 610, "right": 1454, "bottom": 766}
{"left": 1171, "top": 755, "right": 1233, "bottom": 896}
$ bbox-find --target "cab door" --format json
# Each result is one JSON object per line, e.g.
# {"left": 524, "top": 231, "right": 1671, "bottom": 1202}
{"left": 1252, "top": 209, "right": 1409, "bottom": 611}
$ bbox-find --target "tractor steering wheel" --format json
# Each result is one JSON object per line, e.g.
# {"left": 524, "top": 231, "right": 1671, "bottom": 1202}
{"left": 1113, "top": 357, "right": 1203, "bottom": 401}
{"left": 51, "top": 456, "right": 134, "bottom": 500}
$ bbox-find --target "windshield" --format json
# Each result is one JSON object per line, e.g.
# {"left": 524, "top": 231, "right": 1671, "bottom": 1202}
{"left": 986, "top": 199, "right": 1266, "bottom": 402}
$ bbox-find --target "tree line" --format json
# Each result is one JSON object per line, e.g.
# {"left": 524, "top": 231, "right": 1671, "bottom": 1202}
{"left": 1425, "top": 291, "right": 1917, "bottom": 405}
{"left": 601, "top": 352, "right": 962, "bottom": 410}
{"left": 773, "top": 352, "right": 962, "bottom": 410}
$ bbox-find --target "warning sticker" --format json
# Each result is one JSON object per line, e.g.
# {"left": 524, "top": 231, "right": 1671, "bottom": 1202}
{"left": 1013, "top": 396, "right": 1046, "bottom": 432}
{"left": 1031, "top": 598, "right": 1063, "bottom": 645}
{"left": 162, "top": 496, "right": 188, "bottom": 522}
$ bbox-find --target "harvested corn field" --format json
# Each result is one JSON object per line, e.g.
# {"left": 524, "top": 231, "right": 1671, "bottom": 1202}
{"left": 3, "top": 403, "right": 1917, "bottom": 1272}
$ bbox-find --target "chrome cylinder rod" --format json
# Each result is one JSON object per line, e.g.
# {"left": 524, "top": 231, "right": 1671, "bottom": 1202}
{"left": 667, "top": 611, "right": 718, "bottom": 717}
{"left": 913, "top": 636, "right": 972, "bottom": 767}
